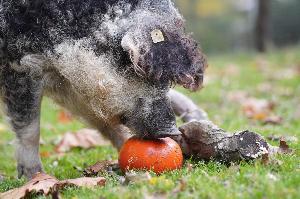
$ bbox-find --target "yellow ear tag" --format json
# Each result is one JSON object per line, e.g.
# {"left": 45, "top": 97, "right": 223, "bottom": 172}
{"left": 151, "top": 29, "right": 165, "bottom": 43}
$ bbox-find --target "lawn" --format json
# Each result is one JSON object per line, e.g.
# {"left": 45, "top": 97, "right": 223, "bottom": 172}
{"left": 0, "top": 46, "right": 299, "bottom": 199}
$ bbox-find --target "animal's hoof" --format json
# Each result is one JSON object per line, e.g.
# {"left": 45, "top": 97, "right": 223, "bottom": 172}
{"left": 17, "top": 164, "right": 43, "bottom": 180}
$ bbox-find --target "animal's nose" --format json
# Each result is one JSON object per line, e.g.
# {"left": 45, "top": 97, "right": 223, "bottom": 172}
{"left": 149, "top": 127, "right": 182, "bottom": 139}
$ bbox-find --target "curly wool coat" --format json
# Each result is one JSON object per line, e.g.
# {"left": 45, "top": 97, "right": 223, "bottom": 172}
{"left": 0, "top": 0, "right": 206, "bottom": 179}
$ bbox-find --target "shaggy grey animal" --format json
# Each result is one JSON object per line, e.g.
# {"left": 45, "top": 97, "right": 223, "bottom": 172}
{"left": 0, "top": 0, "right": 207, "bottom": 179}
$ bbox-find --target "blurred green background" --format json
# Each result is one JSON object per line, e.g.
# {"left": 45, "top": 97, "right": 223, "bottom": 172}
{"left": 175, "top": 0, "right": 300, "bottom": 54}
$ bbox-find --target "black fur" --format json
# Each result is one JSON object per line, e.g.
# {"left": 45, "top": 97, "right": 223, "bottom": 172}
{"left": 1, "top": 65, "right": 42, "bottom": 130}
{"left": 0, "top": 0, "right": 139, "bottom": 61}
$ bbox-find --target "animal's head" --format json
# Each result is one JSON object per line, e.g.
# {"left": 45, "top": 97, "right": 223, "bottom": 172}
{"left": 119, "top": 89, "right": 181, "bottom": 139}
{"left": 94, "top": 0, "right": 207, "bottom": 138}
{"left": 121, "top": 0, "right": 207, "bottom": 91}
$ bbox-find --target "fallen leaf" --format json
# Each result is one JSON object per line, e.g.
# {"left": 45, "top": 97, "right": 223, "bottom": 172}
{"left": 40, "top": 151, "right": 52, "bottom": 158}
{"left": 261, "top": 153, "right": 270, "bottom": 165}
{"left": 267, "top": 134, "right": 298, "bottom": 142}
{"left": 57, "top": 110, "right": 73, "bottom": 124}
{"left": 57, "top": 177, "right": 106, "bottom": 189}
{"left": 273, "top": 67, "right": 298, "bottom": 80}
{"left": 0, "top": 173, "right": 58, "bottom": 199}
{"left": 257, "top": 82, "right": 273, "bottom": 93}
{"left": 221, "top": 64, "right": 240, "bottom": 76}
{"left": 260, "top": 153, "right": 283, "bottom": 166}
{"left": 278, "top": 139, "right": 293, "bottom": 154}
{"left": 0, "top": 173, "right": 106, "bottom": 199}
{"left": 241, "top": 98, "right": 275, "bottom": 120}
{"left": 263, "top": 138, "right": 294, "bottom": 165}
{"left": 255, "top": 57, "right": 271, "bottom": 74}
{"left": 227, "top": 91, "right": 249, "bottom": 103}
{"left": 144, "top": 193, "right": 167, "bottom": 199}
{"left": 55, "top": 129, "right": 110, "bottom": 153}
{"left": 83, "top": 160, "right": 119, "bottom": 177}
{"left": 124, "top": 171, "right": 152, "bottom": 184}
{"left": 263, "top": 115, "right": 283, "bottom": 125}
{"left": 227, "top": 92, "right": 283, "bottom": 124}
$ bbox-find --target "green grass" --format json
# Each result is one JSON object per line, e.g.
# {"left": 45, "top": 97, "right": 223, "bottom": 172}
{"left": 1, "top": 46, "right": 300, "bottom": 199}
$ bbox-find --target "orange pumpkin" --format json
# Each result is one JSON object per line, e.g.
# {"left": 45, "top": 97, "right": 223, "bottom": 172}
{"left": 119, "top": 137, "right": 183, "bottom": 174}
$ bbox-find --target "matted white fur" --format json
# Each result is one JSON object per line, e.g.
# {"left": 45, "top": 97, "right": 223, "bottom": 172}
{"left": 49, "top": 39, "right": 164, "bottom": 123}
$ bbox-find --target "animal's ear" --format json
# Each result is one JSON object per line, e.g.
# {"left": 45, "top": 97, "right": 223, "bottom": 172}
{"left": 121, "top": 33, "right": 145, "bottom": 75}
{"left": 121, "top": 33, "right": 134, "bottom": 52}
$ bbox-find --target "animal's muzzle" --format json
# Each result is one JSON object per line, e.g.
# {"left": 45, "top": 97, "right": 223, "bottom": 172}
{"left": 143, "top": 127, "right": 182, "bottom": 139}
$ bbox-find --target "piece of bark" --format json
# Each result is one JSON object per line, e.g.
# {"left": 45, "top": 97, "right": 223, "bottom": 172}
{"left": 171, "top": 121, "right": 269, "bottom": 162}
{"left": 83, "top": 160, "right": 119, "bottom": 177}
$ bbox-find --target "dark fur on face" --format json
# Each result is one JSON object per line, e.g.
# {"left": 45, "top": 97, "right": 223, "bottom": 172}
{"left": 121, "top": 96, "right": 179, "bottom": 138}
{"left": 119, "top": 1, "right": 207, "bottom": 91}
{"left": 138, "top": 31, "right": 206, "bottom": 91}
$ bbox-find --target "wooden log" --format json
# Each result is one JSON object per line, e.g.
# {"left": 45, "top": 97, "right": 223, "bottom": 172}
{"left": 171, "top": 121, "right": 269, "bottom": 162}
{"left": 169, "top": 89, "right": 269, "bottom": 161}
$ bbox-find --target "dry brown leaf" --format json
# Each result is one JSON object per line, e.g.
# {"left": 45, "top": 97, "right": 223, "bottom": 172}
{"left": 83, "top": 160, "right": 119, "bottom": 177}
{"left": 263, "top": 115, "right": 283, "bottom": 125}
{"left": 273, "top": 67, "right": 298, "bottom": 80}
{"left": 144, "top": 193, "right": 168, "bottom": 199}
{"left": 124, "top": 171, "right": 152, "bottom": 184}
{"left": 267, "top": 134, "right": 298, "bottom": 142}
{"left": 241, "top": 98, "right": 275, "bottom": 120}
{"left": 221, "top": 64, "right": 240, "bottom": 76}
{"left": 57, "top": 177, "right": 106, "bottom": 189}
{"left": 40, "top": 151, "right": 52, "bottom": 158}
{"left": 227, "top": 92, "right": 282, "bottom": 124}
{"left": 257, "top": 83, "right": 273, "bottom": 93}
{"left": 0, "top": 173, "right": 58, "bottom": 199}
{"left": 278, "top": 139, "right": 293, "bottom": 154}
{"left": 55, "top": 129, "right": 110, "bottom": 153}
{"left": 261, "top": 151, "right": 283, "bottom": 166}
{"left": 57, "top": 110, "right": 73, "bottom": 124}
{"left": 226, "top": 91, "right": 249, "bottom": 103}
{"left": 0, "top": 173, "right": 106, "bottom": 199}
{"left": 263, "top": 138, "right": 294, "bottom": 165}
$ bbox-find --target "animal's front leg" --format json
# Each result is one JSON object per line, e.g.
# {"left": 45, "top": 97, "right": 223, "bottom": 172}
{"left": 101, "top": 125, "right": 132, "bottom": 151}
{"left": 168, "top": 89, "right": 209, "bottom": 122}
{"left": 2, "top": 64, "right": 43, "bottom": 179}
